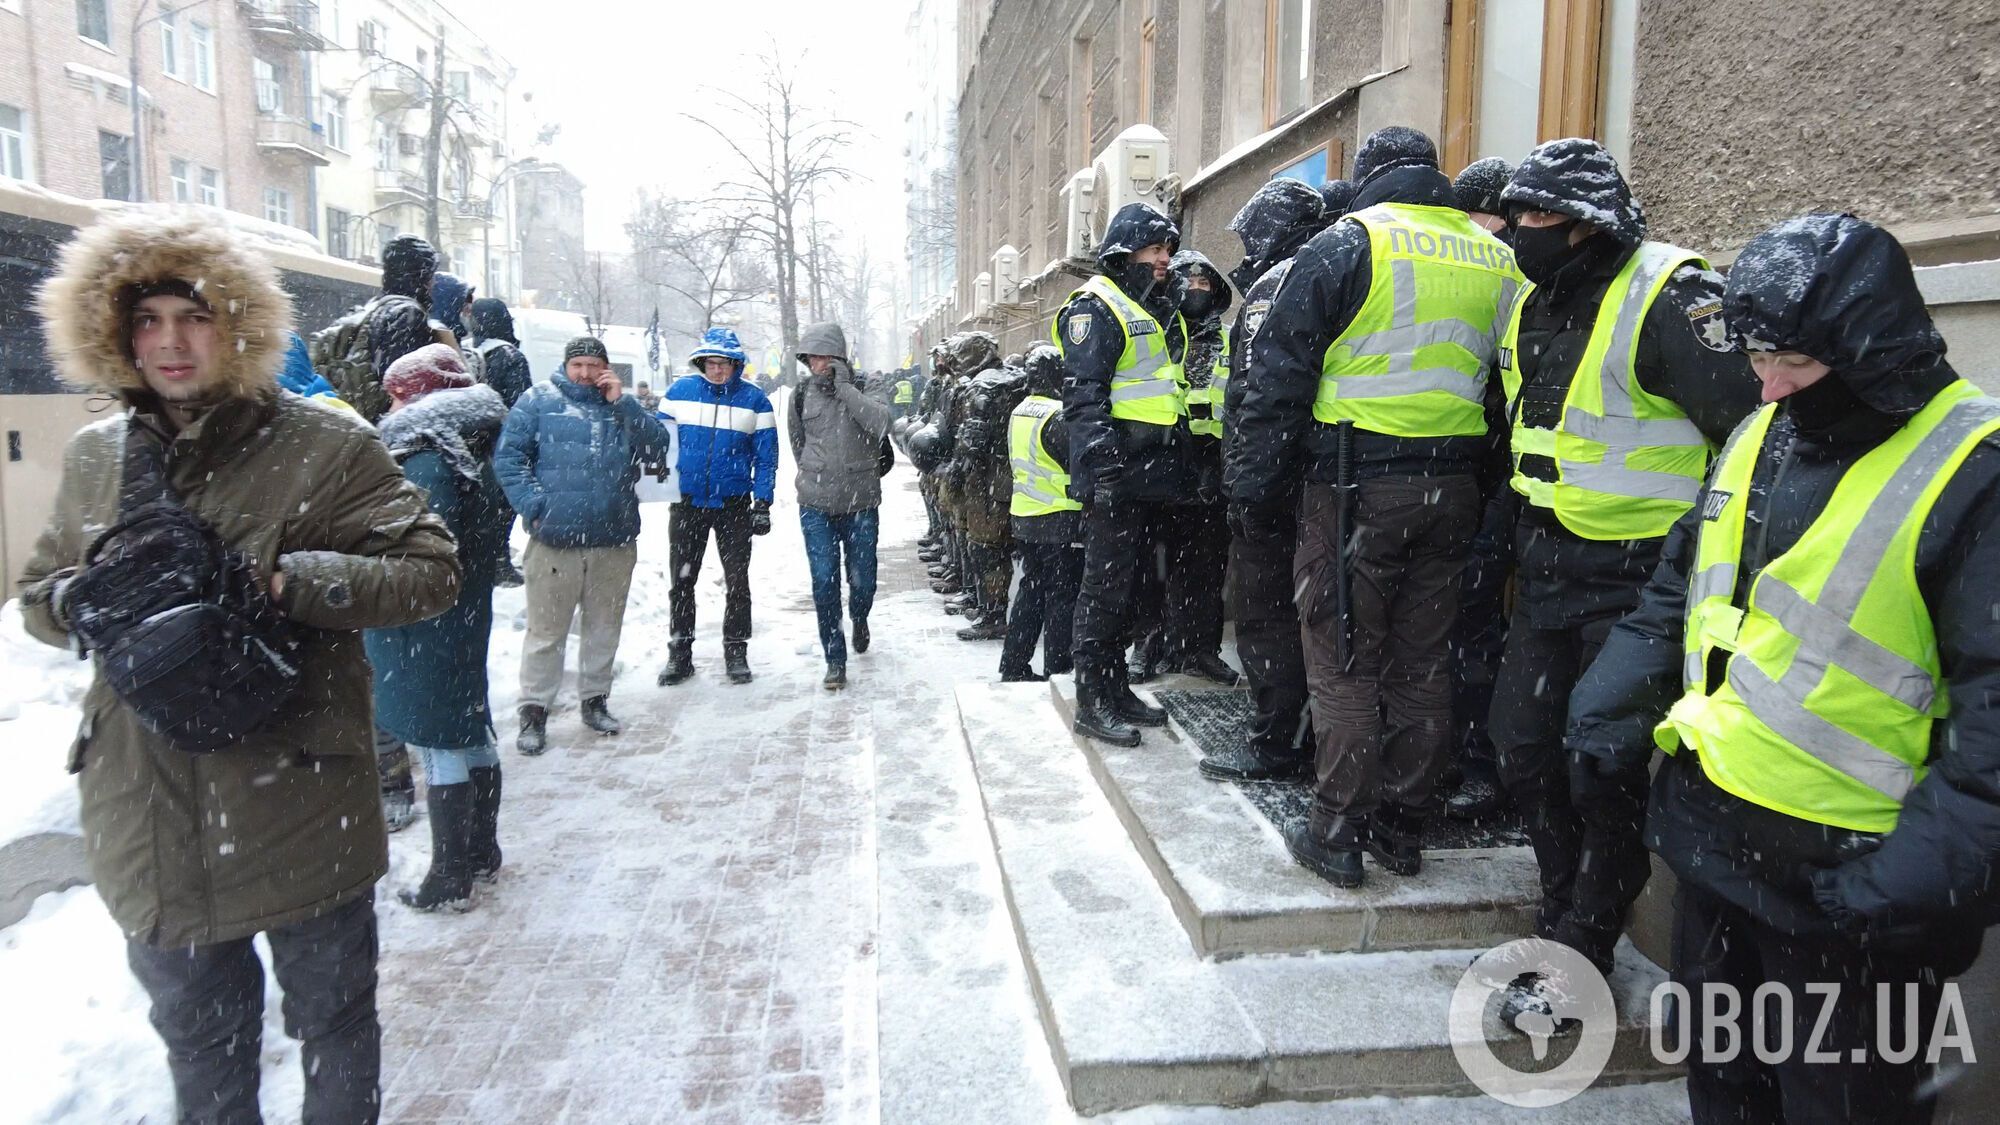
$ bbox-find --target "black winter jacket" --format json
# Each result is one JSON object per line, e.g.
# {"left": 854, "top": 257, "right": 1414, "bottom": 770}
{"left": 1056, "top": 285, "right": 1196, "bottom": 505}
{"left": 1226, "top": 166, "right": 1507, "bottom": 503}
{"left": 1507, "top": 244, "right": 1760, "bottom": 627}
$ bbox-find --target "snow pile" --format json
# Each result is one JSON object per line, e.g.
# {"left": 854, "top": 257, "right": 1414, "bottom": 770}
{"left": 0, "top": 601, "right": 92, "bottom": 846}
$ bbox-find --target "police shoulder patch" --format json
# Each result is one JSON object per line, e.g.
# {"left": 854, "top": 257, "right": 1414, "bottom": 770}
{"left": 1243, "top": 301, "right": 1271, "bottom": 340}
{"left": 1067, "top": 314, "right": 1093, "bottom": 344}
{"left": 1687, "top": 299, "right": 1732, "bottom": 352}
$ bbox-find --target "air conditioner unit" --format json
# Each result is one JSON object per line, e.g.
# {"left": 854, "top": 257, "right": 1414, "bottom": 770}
{"left": 1086, "top": 124, "right": 1173, "bottom": 251}
{"left": 991, "top": 245, "right": 1020, "bottom": 303}
{"left": 972, "top": 270, "right": 993, "bottom": 313}
{"left": 1060, "top": 169, "right": 1095, "bottom": 259}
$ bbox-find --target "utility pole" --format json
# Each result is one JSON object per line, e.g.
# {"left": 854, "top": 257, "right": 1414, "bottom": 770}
{"left": 423, "top": 27, "right": 448, "bottom": 247}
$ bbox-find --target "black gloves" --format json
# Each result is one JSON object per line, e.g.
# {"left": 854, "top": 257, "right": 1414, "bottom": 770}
{"left": 1566, "top": 746, "right": 1647, "bottom": 810}
{"left": 750, "top": 501, "right": 772, "bottom": 536}
{"left": 1092, "top": 461, "right": 1126, "bottom": 507}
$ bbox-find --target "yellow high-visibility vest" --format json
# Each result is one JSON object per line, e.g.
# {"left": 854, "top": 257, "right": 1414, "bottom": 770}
{"left": 1008, "top": 394, "right": 1081, "bottom": 517}
{"left": 1053, "top": 274, "right": 1188, "bottom": 427}
{"left": 894, "top": 379, "right": 914, "bottom": 404}
{"left": 1189, "top": 325, "right": 1229, "bottom": 439}
{"left": 1658, "top": 379, "right": 2000, "bottom": 833}
{"left": 1313, "top": 203, "right": 1522, "bottom": 439}
{"left": 1498, "top": 241, "right": 1713, "bottom": 541}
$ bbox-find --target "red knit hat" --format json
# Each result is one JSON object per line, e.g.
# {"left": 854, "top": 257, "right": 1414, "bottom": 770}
{"left": 383, "top": 343, "right": 474, "bottom": 402}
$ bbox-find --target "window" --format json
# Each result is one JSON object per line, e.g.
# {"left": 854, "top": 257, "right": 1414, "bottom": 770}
{"left": 189, "top": 21, "right": 214, "bottom": 91}
{"left": 263, "top": 187, "right": 293, "bottom": 226}
{"left": 415, "top": 48, "right": 428, "bottom": 79}
{"left": 1443, "top": 0, "right": 1608, "bottom": 171}
{"left": 255, "top": 59, "right": 285, "bottom": 114}
{"left": 170, "top": 157, "right": 191, "bottom": 202}
{"left": 374, "top": 127, "right": 395, "bottom": 171}
{"left": 447, "top": 70, "right": 470, "bottom": 101}
{"left": 76, "top": 0, "right": 108, "bottom": 45}
{"left": 99, "top": 130, "right": 131, "bottom": 200}
{"left": 357, "top": 19, "right": 380, "bottom": 54}
{"left": 323, "top": 0, "right": 342, "bottom": 46}
{"left": 327, "top": 208, "right": 353, "bottom": 257}
{"left": 199, "top": 166, "right": 221, "bottom": 206}
{"left": 160, "top": 14, "right": 181, "bottom": 79}
{"left": 0, "top": 105, "right": 27, "bottom": 181}
{"left": 324, "top": 93, "right": 348, "bottom": 150}
{"left": 1267, "top": 0, "right": 1312, "bottom": 123}
{"left": 1137, "top": 2, "right": 1157, "bottom": 124}
{"left": 1475, "top": 0, "right": 1544, "bottom": 161}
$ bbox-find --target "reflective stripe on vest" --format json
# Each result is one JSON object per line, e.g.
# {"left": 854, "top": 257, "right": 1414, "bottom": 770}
{"left": 1312, "top": 203, "right": 1521, "bottom": 439}
{"left": 1009, "top": 394, "right": 1081, "bottom": 517}
{"left": 1500, "top": 241, "right": 1712, "bottom": 540}
{"left": 1657, "top": 380, "right": 2000, "bottom": 833}
{"left": 1053, "top": 274, "right": 1188, "bottom": 427}
{"left": 1189, "top": 325, "right": 1229, "bottom": 439}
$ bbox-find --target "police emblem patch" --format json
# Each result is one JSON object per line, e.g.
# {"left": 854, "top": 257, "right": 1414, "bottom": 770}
{"left": 1688, "top": 300, "right": 1732, "bottom": 352}
{"left": 1243, "top": 301, "right": 1271, "bottom": 339}
{"left": 1067, "top": 314, "right": 1093, "bottom": 344}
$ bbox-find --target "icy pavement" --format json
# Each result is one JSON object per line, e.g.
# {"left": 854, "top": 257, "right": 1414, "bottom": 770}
{"left": 0, "top": 434, "right": 1691, "bottom": 1123}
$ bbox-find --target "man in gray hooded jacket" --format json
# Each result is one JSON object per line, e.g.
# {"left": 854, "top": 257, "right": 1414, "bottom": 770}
{"left": 788, "top": 322, "right": 893, "bottom": 689}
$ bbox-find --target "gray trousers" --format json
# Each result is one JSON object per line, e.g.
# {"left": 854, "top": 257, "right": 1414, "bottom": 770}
{"left": 518, "top": 538, "right": 638, "bottom": 709}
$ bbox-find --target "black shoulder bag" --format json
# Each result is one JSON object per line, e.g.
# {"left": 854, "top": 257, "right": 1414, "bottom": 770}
{"left": 64, "top": 420, "right": 303, "bottom": 753}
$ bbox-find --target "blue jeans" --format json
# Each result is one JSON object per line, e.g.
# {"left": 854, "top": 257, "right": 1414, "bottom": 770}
{"left": 415, "top": 742, "right": 500, "bottom": 787}
{"left": 799, "top": 507, "right": 879, "bottom": 665}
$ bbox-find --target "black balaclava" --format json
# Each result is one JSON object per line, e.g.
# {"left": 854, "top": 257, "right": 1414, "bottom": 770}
{"left": 1509, "top": 217, "right": 1622, "bottom": 289}
{"left": 1180, "top": 288, "right": 1222, "bottom": 321}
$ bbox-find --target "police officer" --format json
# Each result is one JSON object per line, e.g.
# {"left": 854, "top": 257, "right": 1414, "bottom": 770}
{"left": 1230, "top": 127, "right": 1521, "bottom": 888}
{"left": 1199, "top": 177, "right": 1331, "bottom": 783}
{"left": 1056, "top": 201, "right": 1193, "bottom": 746}
{"left": 1488, "top": 138, "right": 1759, "bottom": 983}
{"left": 1567, "top": 214, "right": 2000, "bottom": 1123}
{"left": 938, "top": 333, "right": 1003, "bottom": 619}
{"left": 999, "top": 344, "right": 1084, "bottom": 683}
{"left": 892, "top": 368, "right": 917, "bottom": 419}
{"left": 1128, "top": 251, "right": 1239, "bottom": 685}
{"left": 1442, "top": 156, "right": 1519, "bottom": 820}
{"left": 956, "top": 352, "right": 1029, "bottom": 641}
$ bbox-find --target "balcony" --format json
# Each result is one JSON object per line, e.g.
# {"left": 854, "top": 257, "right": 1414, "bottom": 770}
{"left": 238, "top": 0, "right": 328, "bottom": 50}
{"left": 254, "top": 114, "right": 330, "bottom": 165}
{"left": 374, "top": 167, "right": 428, "bottom": 204}
{"left": 452, "top": 198, "right": 492, "bottom": 224}
{"left": 368, "top": 68, "right": 426, "bottom": 111}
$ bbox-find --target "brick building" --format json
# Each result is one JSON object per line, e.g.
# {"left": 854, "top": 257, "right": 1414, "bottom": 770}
{"left": 942, "top": 0, "right": 2000, "bottom": 377}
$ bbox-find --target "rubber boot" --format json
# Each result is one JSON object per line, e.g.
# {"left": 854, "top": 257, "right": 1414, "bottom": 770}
{"left": 398, "top": 782, "right": 476, "bottom": 913}
{"left": 467, "top": 765, "right": 503, "bottom": 883}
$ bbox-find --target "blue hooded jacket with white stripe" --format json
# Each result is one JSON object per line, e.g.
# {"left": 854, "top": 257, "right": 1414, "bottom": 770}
{"left": 663, "top": 360, "right": 779, "bottom": 508}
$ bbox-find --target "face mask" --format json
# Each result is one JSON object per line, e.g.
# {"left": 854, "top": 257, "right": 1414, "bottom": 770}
{"left": 1509, "top": 219, "right": 1583, "bottom": 285}
{"left": 1181, "top": 289, "right": 1220, "bottom": 320}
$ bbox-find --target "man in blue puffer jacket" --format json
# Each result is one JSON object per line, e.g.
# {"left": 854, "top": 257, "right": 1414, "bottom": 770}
{"left": 656, "top": 327, "right": 779, "bottom": 687}
{"left": 495, "top": 336, "right": 672, "bottom": 753}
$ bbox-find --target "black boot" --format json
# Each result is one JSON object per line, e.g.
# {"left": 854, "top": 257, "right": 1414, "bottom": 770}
{"left": 725, "top": 642, "right": 754, "bottom": 684}
{"left": 956, "top": 615, "right": 1007, "bottom": 641}
{"left": 378, "top": 739, "right": 416, "bottom": 833}
{"left": 1111, "top": 684, "right": 1169, "bottom": 727}
{"left": 824, "top": 662, "right": 847, "bottom": 691}
{"left": 1074, "top": 683, "right": 1141, "bottom": 747}
{"left": 927, "top": 564, "right": 952, "bottom": 579}
{"left": 1284, "top": 819, "right": 1365, "bottom": 888}
{"left": 1444, "top": 775, "right": 1506, "bottom": 820}
{"left": 1184, "top": 651, "right": 1241, "bottom": 687}
{"left": 658, "top": 644, "right": 695, "bottom": 686}
{"left": 852, "top": 618, "right": 870, "bottom": 654}
{"left": 998, "top": 665, "right": 1048, "bottom": 683}
{"left": 1127, "top": 642, "right": 1164, "bottom": 685}
{"left": 1198, "top": 746, "right": 1310, "bottom": 783}
{"left": 467, "top": 765, "right": 503, "bottom": 884}
{"left": 581, "top": 695, "right": 622, "bottom": 735}
{"left": 1498, "top": 973, "right": 1584, "bottom": 1039}
{"left": 1367, "top": 807, "right": 1425, "bottom": 876}
{"left": 398, "top": 782, "right": 476, "bottom": 913}
{"left": 517, "top": 705, "right": 548, "bottom": 756}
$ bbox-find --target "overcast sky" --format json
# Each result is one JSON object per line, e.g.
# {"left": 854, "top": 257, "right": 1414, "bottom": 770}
{"left": 475, "top": 0, "right": 915, "bottom": 263}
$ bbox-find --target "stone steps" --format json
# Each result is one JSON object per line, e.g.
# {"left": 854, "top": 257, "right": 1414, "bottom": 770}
{"left": 957, "top": 682, "right": 1677, "bottom": 1115}
{"left": 1047, "top": 676, "right": 1539, "bottom": 957}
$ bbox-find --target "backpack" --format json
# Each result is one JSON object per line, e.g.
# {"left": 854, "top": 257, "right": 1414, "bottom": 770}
{"left": 310, "top": 297, "right": 392, "bottom": 422}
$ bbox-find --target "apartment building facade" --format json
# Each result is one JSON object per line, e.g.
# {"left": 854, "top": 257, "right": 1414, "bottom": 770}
{"left": 947, "top": 0, "right": 2000, "bottom": 373}
{"left": 0, "top": 0, "right": 531, "bottom": 308}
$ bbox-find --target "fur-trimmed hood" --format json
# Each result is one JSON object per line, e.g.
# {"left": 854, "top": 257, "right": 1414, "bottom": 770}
{"left": 37, "top": 209, "right": 294, "bottom": 400}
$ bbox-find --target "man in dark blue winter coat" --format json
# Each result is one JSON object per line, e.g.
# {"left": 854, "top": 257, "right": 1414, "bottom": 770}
{"left": 656, "top": 327, "right": 779, "bottom": 687}
{"left": 469, "top": 296, "right": 533, "bottom": 408}
{"left": 495, "top": 336, "right": 673, "bottom": 753}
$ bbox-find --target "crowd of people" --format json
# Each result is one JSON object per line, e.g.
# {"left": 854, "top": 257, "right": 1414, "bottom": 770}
{"left": 899, "top": 124, "right": 2000, "bottom": 1123}
{"left": 14, "top": 113, "right": 1999, "bottom": 1122}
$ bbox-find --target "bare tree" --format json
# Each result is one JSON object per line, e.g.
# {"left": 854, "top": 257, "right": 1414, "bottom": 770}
{"left": 626, "top": 193, "right": 770, "bottom": 336}
{"left": 682, "top": 48, "right": 854, "bottom": 372}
